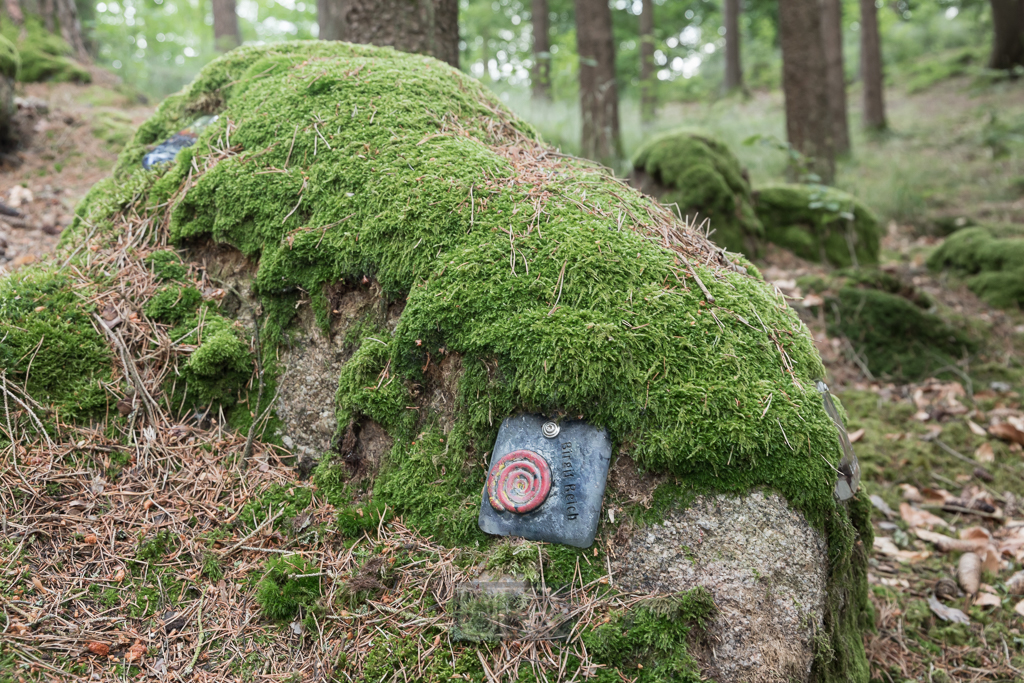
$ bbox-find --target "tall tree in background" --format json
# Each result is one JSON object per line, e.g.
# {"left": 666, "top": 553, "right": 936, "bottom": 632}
{"left": 778, "top": 0, "right": 834, "bottom": 182}
{"left": 212, "top": 0, "right": 241, "bottom": 51}
{"left": 317, "top": 0, "right": 459, "bottom": 67}
{"left": 722, "top": 0, "right": 742, "bottom": 92}
{"left": 639, "top": 0, "right": 656, "bottom": 122}
{"left": 859, "top": 0, "right": 886, "bottom": 131}
{"left": 989, "top": 0, "right": 1024, "bottom": 70}
{"left": 575, "top": 0, "right": 621, "bottom": 166}
{"left": 820, "top": 0, "right": 849, "bottom": 154}
{"left": 531, "top": 0, "right": 551, "bottom": 99}
{"left": 16, "top": 0, "right": 88, "bottom": 61}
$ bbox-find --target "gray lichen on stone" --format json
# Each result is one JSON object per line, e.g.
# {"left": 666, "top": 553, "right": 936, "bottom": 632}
{"left": 613, "top": 491, "right": 828, "bottom": 683}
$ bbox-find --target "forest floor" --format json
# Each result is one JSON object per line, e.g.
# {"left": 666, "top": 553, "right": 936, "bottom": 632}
{"left": 2, "top": 73, "right": 1024, "bottom": 682}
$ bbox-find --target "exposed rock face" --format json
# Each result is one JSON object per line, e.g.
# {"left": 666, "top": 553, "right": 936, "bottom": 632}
{"left": 613, "top": 491, "right": 828, "bottom": 683}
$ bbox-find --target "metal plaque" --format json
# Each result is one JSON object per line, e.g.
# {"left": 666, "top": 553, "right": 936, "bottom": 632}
{"left": 478, "top": 414, "right": 612, "bottom": 548}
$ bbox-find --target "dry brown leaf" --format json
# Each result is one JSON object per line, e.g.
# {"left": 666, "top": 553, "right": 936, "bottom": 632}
{"left": 125, "top": 640, "right": 146, "bottom": 663}
{"left": 900, "top": 502, "right": 950, "bottom": 529}
{"left": 114, "top": 568, "right": 125, "bottom": 583}
{"left": 960, "top": 527, "right": 992, "bottom": 541}
{"left": 900, "top": 484, "right": 923, "bottom": 503}
{"left": 30, "top": 577, "right": 45, "bottom": 594}
{"left": 928, "top": 595, "right": 970, "bottom": 624}
{"left": 1007, "top": 571, "right": 1024, "bottom": 595}
{"left": 990, "top": 422, "right": 1024, "bottom": 446}
{"left": 873, "top": 537, "right": 931, "bottom": 563}
{"left": 981, "top": 545, "right": 1002, "bottom": 574}
{"left": 86, "top": 642, "right": 110, "bottom": 656}
{"left": 848, "top": 428, "right": 865, "bottom": 444}
{"left": 974, "top": 442, "right": 995, "bottom": 463}
{"left": 958, "top": 552, "right": 981, "bottom": 595}
{"left": 1014, "top": 599, "right": 1024, "bottom": 617}
{"left": 83, "top": 534, "right": 98, "bottom": 544}
{"left": 968, "top": 419, "right": 989, "bottom": 437}
{"left": 920, "top": 488, "right": 952, "bottom": 505}
{"left": 914, "top": 528, "right": 989, "bottom": 552}
{"left": 974, "top": 592, "right": 1001, "bottom": 608}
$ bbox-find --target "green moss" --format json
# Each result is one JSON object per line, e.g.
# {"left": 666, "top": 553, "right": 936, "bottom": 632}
{"left": 240, "top": 483, "right": 313, "bottom": 532}
{"left": 135, "top": 530, "right": 178, "bottom": 563}
{"left": 0, "top": 17, "right": 89, "bottom": 83}
{"left": 632, "top": 129, "right": 764, "bottom": 256}
{"left": 67, "top": 41, "right": 873, "bottom": 680}
{"left": 927, "top": 224, "right": 1024, "bottom": 309}
{"left": 904, "top": 47, "right": 984, "bottom": 94}
{"left": 823, "top": 287, "right": 976, "bottom": 381}
{"left": 144, "top": 285, "right": 203, "bottom": 323}
{"left": 91, "top": 109, "right": 135, "bottom": 152}
{"left": 0, "top": 268, "right": 112, "bottom": 421}
{"left": 0, "top": 35, "right": 19, "bottom": 81}
{"left": 755, "top": 183, "right": 881, "bottom": 267}
{"left": 582, "top": 588, "right": 715, "bottom": 683}
{"left": 255, "top": 555, "right": 322, "bottom": 621}
{"left": 146, "top": 249, "right": 190, "bottom": 281}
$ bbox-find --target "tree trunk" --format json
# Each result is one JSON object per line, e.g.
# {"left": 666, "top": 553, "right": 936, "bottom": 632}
{"left": 318, "top": 0, "right": 459, "bottom": 68}
{"left": 859, "top": 0, "right": 886, "bottom": 131}
{"left": 4, "top": 0, "right": 23, "bottom": 25}
{"left": 212, "top": 0, "right": 241, "bottom": 51}
{"left": 821, "top": 0, "right": 850, "bottom": 155}
{"left": 532, "top": 0, "right": 551, "bottom": 99}
{"left": 639, "top": 0, "right": 655, "bottom": 123}
{"left": 989, "top": 0, "right": 1024, "bottom": 70}
{"left": 53, "top": 0, "right": 87, "bottom": 60}
{"left": 778, "top": 0, "right": 834, "bottom": 183}
{"left": 722, "top": 0, "right": 742, "bottom": 92}
{"left": 575, "top": 0, "right": 622, "bottom": 167}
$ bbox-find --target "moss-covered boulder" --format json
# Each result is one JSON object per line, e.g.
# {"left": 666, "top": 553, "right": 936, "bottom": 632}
{"left": 631, "top": 129, "right": 764, "bottom": 256}
{"left": 799, "top": 268, "right": 977, "bottom": 381}
{"left": 21, "top": 41, "right": 873, "bottom": 682}
{"left": 755, "top": 184, "right": 881, "bottom": 267}
{"left": 0, "top": 17, "right": 90, "bottom": 84}
{"left": 927, "top": 223, "right": 1024, "bottom": 309}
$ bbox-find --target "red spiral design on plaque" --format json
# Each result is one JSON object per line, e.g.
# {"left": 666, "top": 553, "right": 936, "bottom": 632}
{"left": 487, "top": 450, "right": 551, "bottom": 514}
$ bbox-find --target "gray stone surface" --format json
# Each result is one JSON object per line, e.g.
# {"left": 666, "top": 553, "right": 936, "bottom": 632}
{"left": 611, "top": 491, "right": 828, "bottom": 683}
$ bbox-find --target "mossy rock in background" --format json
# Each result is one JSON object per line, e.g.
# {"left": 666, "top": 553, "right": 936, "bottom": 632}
{"left": 630, "top": 129, "right": 764, "bottom": 256}
{"left": 0, "top": 16, "right": 90, "bottom": 84}
{"left": 823, "top": 287, "right": 977, "bottom": 381}
{"left": 927, "top": 223, "right": 1024, "bottom": 310}
{"left": 755, "top": 184, "right": 881, "bottom": 268}
{"left": 49, "top": 41, "right": 872, "bottom": 682}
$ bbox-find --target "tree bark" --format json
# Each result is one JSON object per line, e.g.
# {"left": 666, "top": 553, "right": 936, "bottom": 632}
{"left": 859, "top": 0, "right": 886, "bottom": 131}
{"left": 722, "top": 0, "right": 742, "bottom": 92}
{"left": 4, "top": 0, "right": 23, "bottom": 25}
{"left": 317, "top": 0, "right": 459, "bottom": 68}
{"left": 575, "top": 0, "right": 622, "bottom": 167}
{"left": 212, "top": 0, "right": 241, "bottom": 51}
{"left": 54, "top": 0, "right": 88, "bottom": 61}
{"left": 778, "top": 0, "right": 834, "bottom": 183}
{"left": 639, "top": 0, "right": 655, "bottom": 122}
{"left": 532, "top": 0, "right": 551, "bottom": 99}
{"left": 821, "top": 0, "right": 850, "bottom": 154}
{"left": 989, "top": 0, "right": 1024, "bottom": 70}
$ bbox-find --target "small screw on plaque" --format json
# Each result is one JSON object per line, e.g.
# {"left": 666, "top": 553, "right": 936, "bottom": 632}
{"left": 541, "top": 421, "right": 560, "bottom": 439}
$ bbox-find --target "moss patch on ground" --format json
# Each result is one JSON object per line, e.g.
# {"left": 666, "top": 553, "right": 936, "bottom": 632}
{"left": 927, "top": 223, "right": 1024, "bottom": 310}
{"left": 59, "top": 41, "right": 873, "bottom": 681}
{"left": 756, "top": 183, "right": 881, "bottom": 267}
{"left": 0, "top": 268, "right": 111, "bottom": 422}
{"left": 631, "top": 129, "right": 764, "bottom": 256}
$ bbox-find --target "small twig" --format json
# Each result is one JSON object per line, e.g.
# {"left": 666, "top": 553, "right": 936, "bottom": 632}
{"left": 680, "top": 254, "right": 714, "bottom": 303}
